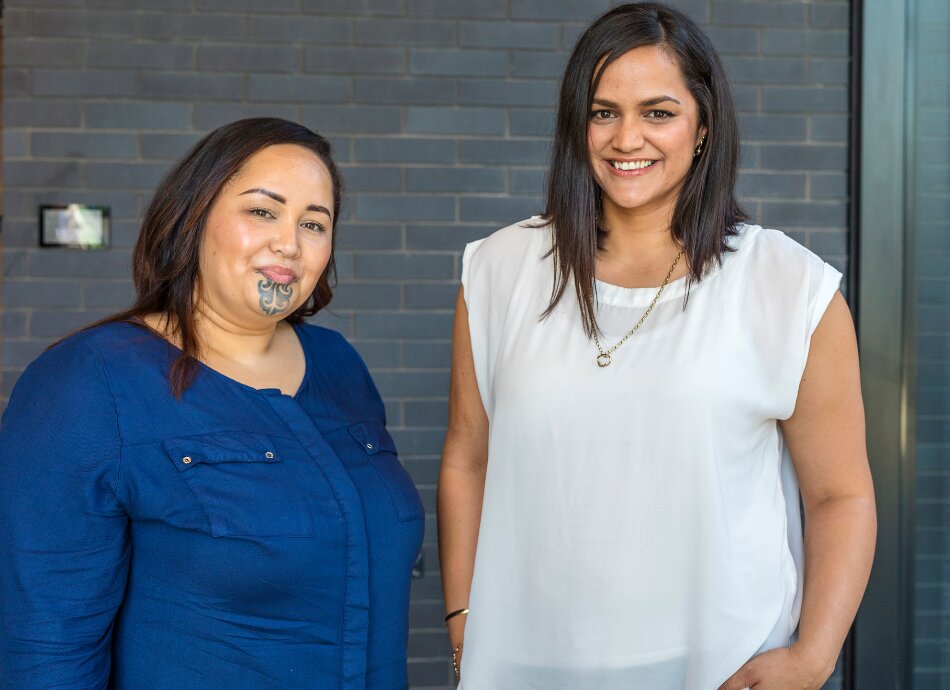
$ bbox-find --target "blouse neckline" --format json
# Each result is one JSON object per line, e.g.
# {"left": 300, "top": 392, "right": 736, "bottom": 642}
{"left": 130, "top": 319, "right": 313, "bottom": 400}
{"left": 593, "top": 224, "right": 758, "bottom": 308}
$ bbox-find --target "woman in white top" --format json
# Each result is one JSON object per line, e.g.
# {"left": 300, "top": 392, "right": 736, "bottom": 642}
{"left": 438, "top": 3, "right": 876, "bottom": 689}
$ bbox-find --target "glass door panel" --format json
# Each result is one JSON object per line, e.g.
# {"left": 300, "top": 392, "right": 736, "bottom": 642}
{"left": 912, "top": 0, "right": 950, "bottom": 686}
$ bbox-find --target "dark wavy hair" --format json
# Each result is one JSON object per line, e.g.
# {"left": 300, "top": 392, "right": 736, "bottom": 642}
{"left": 92, "top": 117, "right": 343, "bottom": 396}
{"left": 541, "top": 2, "right": 747, "bottom": 336}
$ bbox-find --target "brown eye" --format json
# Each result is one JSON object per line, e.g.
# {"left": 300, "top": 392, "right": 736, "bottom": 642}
{"left": 301, "top": 221, "right": 326, "bottom": 233}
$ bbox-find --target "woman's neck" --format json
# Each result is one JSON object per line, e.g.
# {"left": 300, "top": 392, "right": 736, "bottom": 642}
{"left": 192, "top": 304, "right": 283, "bottom": 365}
{"left": 144, "top": 307, "right": 283, "bottom": 365}
{"left": 143, "top": 304, "right": 305, "bottom": 396}
{"left": 597, "top": 206, "right": 687, "bottom": 288}
{"left": 600, "top": 195, "right": 675, "bottom": 237}
{"left": 601, "top": 222, "right": 677, "bottom": 258}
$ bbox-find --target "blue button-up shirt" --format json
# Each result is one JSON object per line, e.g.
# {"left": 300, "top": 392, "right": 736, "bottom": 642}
{"left": 0, "top": 322, "right": 424, "bottom": 689}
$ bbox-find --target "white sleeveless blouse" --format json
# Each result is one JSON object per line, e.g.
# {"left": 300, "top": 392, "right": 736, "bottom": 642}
{"left": 458, "top": 219, "right": 842, "bottom": 689}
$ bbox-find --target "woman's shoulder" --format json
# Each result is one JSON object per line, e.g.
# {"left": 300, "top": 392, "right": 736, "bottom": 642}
{"left": 296, "top": 321, "right": 352, "bottom": 351}
{"left": 731, "top": 223, "right": 842, "bottom": 304}
{"left": 737, "top": 223, "right": 824, "bottom": 262}
{"left": 730, "top": 223, "right": 837, "bottom": 277}
{"left": 295, "top": 323, "right": 366, "bottom": 371}
{"left": 23, "top": 321, "right": 149, "bottom": 382}
{"left": 463, "top": 217, "right": 552, "bottom": 284}
{"left": 3, "top": 322, "right": 144, "bottom": 422}
{"left": 294, "top": 323, "right": 384, "bottom": 414}
{"left": 466, "top": 216, "right": 550, "bottom": 258}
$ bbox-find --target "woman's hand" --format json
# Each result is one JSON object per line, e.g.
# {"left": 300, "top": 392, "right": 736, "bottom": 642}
{"left": 451, "top": 639, "right": 464, "bottom": 682}
{"left": 717, "top": 645, "right": 834, "bottom": 690}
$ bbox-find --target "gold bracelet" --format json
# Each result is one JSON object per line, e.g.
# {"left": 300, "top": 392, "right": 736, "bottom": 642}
{"left": 444, "top": 607, "right": 469, "bottom": 625}
{"left": 452, "top": 640, "right": 463, "bottom": 680}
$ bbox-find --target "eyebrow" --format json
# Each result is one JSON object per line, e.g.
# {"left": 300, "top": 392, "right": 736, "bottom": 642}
{"left": 592, "top": 96, "right": 681, "bottom": 108}
{"left": 239, "top": 188, "right": 332, "bottom": 219}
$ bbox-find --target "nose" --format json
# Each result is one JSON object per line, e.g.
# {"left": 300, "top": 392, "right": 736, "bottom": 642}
{"left": 269, "top": 217, "right": 301, "bottom": 258}
{"left": 612, "top": 117, "right": 644, "bottom": 152}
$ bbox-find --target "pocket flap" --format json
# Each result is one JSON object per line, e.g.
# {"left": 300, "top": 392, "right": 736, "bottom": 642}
{"left": 162, "top": 432, "right": 281, "bottom": 472}
{"left": 347, "top": 421, "right": 398, "bottom": 456}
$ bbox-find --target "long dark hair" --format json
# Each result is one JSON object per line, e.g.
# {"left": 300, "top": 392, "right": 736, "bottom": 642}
{"left": 93, "top": 117, "right": 343, "bottom": 396}
{"left": 541, "top": 2, "right": 747, "bottom": 336}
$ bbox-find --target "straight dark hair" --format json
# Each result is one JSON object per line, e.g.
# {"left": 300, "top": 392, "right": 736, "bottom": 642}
{"left": 85, "top": 117, "right": 343, "bottom": 397}
{"left": 541, "top": 2, "right": 747, "bottom": 336}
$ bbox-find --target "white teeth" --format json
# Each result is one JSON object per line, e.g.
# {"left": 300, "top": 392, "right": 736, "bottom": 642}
{"left": 612, "top": 160, "right": 655, "bottom": 171}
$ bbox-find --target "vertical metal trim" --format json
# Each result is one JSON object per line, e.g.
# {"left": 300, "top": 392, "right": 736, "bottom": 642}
{"left": 842, "top": 3, "right": 864, "bottom": 686}
{"left": 847, "top": 0, "right": 863, "bottom": 321}
{"left": 854, "top": 0, "right": 910, "bottom": 687}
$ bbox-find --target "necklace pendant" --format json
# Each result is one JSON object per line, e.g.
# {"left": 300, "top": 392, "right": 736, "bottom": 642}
{"left": 596, "top": 353, "right": 612, "bottom": 368}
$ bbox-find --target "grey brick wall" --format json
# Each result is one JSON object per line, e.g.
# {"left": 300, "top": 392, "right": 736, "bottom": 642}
{"left": 1, "top": 1, "right": 851, "bottom": 688}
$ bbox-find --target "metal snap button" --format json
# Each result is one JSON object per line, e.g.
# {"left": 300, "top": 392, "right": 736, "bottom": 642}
{"left": 366, "top": 443, "right": 374, "bottom": 450}
{"left": 182, "top": 456, "right": 192, "bottom": 465}
{"left": 264, "top": 451, "right": 275, "bottom": 459}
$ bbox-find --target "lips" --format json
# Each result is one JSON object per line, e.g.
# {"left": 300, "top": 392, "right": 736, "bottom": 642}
{"left": 257, "top": 265, "right": 298, "bottom": 285}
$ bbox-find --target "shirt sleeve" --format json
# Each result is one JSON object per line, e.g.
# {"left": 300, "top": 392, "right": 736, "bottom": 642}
{"left": 460, "top": 220, "right": 550, "bottom": 419}
{"left": 805, "top": 258, "right": 843, "bottom": 338}
{"left": 461, "top": 237, "right": 491, "bottom": 416}
{"left": 0, "top": 339, "right": 129, "bottom": 689}
{"left": 751, "top": 229, "right": 843, "bottom": 420}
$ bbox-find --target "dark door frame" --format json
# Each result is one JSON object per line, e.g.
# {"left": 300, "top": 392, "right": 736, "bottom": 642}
{"left": 853, "top": 0, "right": 915, "bottom": 687}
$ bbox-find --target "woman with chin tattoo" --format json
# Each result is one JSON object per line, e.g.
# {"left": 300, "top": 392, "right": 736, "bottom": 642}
{"left": 0, "top": 118, "right": 423, "bottom": 690}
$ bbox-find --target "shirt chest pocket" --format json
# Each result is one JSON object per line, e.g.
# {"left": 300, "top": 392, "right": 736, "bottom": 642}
{"left": 163, "top": 432, "right": 320, "bottom": 538}
{"left": 348, "top": 422, "right": 424, "bottom": 522}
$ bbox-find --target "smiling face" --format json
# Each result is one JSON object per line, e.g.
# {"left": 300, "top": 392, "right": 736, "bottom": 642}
{"left": 196, "top": 143, "right": 335, "bottom": 328}
{"left": 588, "top": 45, "right": 706, "bottom": 228}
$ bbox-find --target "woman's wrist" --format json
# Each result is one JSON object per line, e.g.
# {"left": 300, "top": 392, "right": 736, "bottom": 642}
{"left": 788, "top": 639, "right": 837, "bottom": 683}
{"left": 444, "top": 605, "right": 468, "bottom": 649}
{"left": 446, "top": 615, "right": 466, "bottom": 647}
{"left": 444, "top": 607, "right": 469, "bottom": 625}
{"left": 444, "top": 609, "right": 468, "bottom": 681}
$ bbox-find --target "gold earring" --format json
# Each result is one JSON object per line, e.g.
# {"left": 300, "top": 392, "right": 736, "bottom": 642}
{"left": 694, "top": 135, "right": 706, "bottom": 157}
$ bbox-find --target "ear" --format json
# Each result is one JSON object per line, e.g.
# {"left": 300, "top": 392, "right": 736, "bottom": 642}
{"left": 696, "top": 125, "right": 708, "bottom": 147}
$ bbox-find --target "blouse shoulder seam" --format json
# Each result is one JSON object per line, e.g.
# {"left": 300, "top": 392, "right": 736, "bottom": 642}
{"left": 296, "top": 324, "right": 377, "bottom": 407}
{"left": 77, "top": 338, "right": 125, "bottom": 499}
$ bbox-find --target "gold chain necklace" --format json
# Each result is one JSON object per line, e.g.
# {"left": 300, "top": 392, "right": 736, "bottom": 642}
{"left": 593, "top": 249, "right": 684, "bottom": 368}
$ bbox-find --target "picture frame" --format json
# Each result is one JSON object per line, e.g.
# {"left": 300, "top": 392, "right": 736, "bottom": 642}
{"left": 39, "top": 204, "right": 111, "bottom": 249}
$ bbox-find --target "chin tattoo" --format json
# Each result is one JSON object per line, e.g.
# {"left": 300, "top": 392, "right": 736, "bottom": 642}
{"left": 258, "top": 277, "right": 294, "bottom": 316}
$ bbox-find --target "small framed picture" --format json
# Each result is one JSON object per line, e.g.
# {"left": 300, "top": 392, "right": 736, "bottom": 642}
{"left": 39, "top": 204, "right": 110, "bottom": 249}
